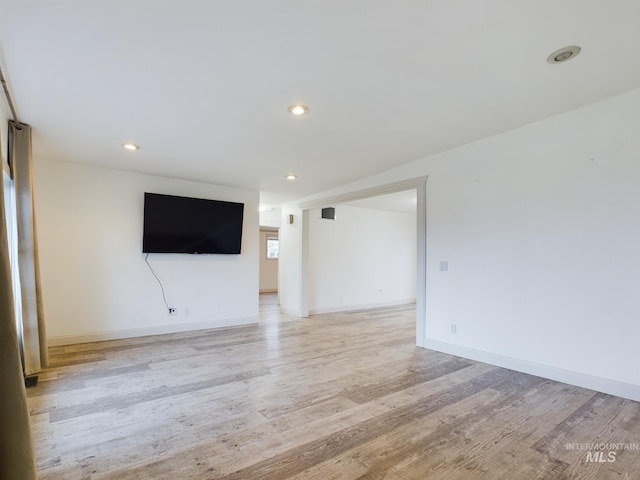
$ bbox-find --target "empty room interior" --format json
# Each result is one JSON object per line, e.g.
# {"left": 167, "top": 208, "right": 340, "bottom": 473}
{"left": 1, "top": 1, "right": 639, "bottom": 479}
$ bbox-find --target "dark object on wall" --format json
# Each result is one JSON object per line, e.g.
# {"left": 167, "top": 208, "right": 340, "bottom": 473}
{"left": 321, "top": 207, "right": 336, "bottom": 220}
{"left": 143, "top": 193, "right": 244, "bottom": 254}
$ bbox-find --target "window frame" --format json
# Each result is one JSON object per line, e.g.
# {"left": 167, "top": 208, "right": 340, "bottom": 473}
{"left": 266, "top": 235, "right": 279, "bottom": 260}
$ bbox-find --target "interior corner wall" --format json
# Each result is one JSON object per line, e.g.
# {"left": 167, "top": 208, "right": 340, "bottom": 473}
{"left": 33, "top": 159, "right": 260, "bottom": 344}
{"left": 308, "top": 205, "right": 416, "bottom": 314}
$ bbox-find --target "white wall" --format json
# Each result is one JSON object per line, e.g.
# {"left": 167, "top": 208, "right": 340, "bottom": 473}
{"left": 259, "top": 230, "right": 278, "bottom": 292}
{"left": 422, "top": 89, "right": 640, "bottom": 396}
{"left": 34, "top": 159, "right": 260, "bottom": 344}
{"left": 278, "top": 207, "right": 304, "bottom": 316}
{"left": 281, "top": 88, "right": 640, "bottom": 400}
{"left": 0, "top": 93, "right": 9, "bottom": 172}
{"left": 259, "top": 207, "right": 282, "bottom": 229}
{"left": 308, "top": 205, "right": 415, "bottom": 313}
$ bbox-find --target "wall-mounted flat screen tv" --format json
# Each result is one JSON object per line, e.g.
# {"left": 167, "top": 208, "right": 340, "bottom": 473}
{"left": 143, "top": 193, "right": 244, "bottom": 254}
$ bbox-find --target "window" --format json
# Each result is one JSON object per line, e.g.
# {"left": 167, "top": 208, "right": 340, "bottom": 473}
{"left": 266, "top": 236, "right": 279, "bottom": 259}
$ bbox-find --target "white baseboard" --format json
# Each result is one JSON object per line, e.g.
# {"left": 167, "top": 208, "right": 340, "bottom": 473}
{"left": 279, "top": 306, "right": 305, "bottom": 317}
{"left": 309, "top": 299, "right": 416, "bottom": 315}
{"left": 48, "top": 315, "right": 259, "bottom": 346}
{"left": 423, "top": 339, "right": 640, "bottom": 402}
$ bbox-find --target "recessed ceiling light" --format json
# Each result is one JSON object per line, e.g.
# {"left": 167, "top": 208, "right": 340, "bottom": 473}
{"left": 285, "top": 174, "right": 298, "bottom": 180}
{"left": 547, "top": 46, "right": 581, "bottom": 64}
{"left": 122, "top": 143, "right": 140, "bottom": 151}
{"left": 288, "top": 105, "right": 308, "bottom": 116}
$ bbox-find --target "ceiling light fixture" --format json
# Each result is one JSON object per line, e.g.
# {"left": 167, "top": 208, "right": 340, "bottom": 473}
{"left": 122, "top": 143, "right": 140, "bottom": 151}
{"left": 285, "top": 174, "right": 297, "bottom": 180}
{"left": 547, "top": 45, "right": 581, "bottom": 64}
{"left": 288, "top": 105, "right": 308, "bottom": 116}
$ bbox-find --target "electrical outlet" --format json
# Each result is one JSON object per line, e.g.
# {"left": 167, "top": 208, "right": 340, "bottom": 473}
{"left": 451, "top": 324, "right": 457, "bottom": 334}
{"left": 439, "top": 261, "right": 449, "bottom": 272}
{"left": 168, "top": 308, "right": 177, "bottom": 316}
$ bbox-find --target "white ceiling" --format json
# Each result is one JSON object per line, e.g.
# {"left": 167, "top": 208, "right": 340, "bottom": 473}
{"left": 1, "top": 1, "right": 639, "bottom": 207}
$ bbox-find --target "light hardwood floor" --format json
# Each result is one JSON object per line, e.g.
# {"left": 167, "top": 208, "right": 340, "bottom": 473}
{"left": 28, "top": 297, "right": 640, "bottom": 479}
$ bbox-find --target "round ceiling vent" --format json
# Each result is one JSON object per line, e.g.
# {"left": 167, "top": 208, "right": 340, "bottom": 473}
{"left": 547, "top": 46, "right": 581, "bottom": 64}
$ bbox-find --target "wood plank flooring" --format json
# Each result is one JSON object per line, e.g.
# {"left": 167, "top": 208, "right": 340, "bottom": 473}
{"left": 27, "top": 297, "right": 640, "bottom": 479}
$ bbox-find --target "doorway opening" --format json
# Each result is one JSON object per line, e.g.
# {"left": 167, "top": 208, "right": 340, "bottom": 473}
{"left": 259, "top": 227, "right": 279, "bottom": 312}
{"left": 298, "top": 176, "right": 427, "bottom": 347}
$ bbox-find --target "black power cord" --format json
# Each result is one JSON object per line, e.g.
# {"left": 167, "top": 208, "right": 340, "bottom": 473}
{"left": 144, "top": 253, "right": 170, "bottom": 311}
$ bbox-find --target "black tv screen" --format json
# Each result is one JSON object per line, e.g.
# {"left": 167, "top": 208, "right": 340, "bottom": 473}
{"left": 143, "top": 193, "right": 244, "bottom": 254}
